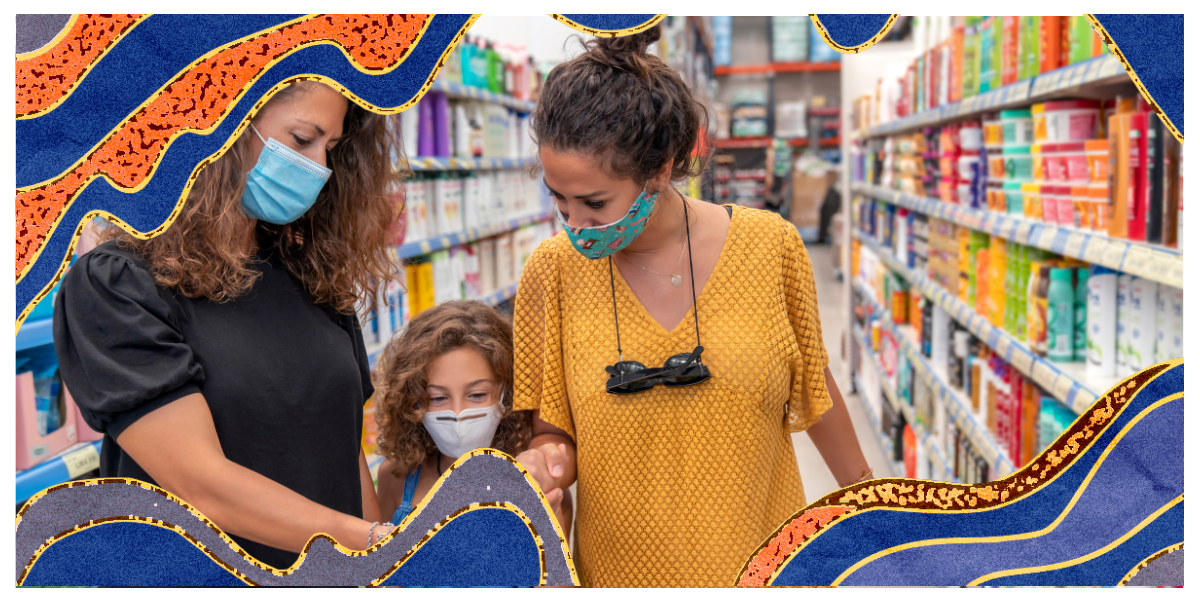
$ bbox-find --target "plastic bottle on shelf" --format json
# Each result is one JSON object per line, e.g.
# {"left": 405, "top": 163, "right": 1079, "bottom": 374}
{"left": 1047, "top": 268, "right": 1075, "bottom": 362}
{"left": 1116, "top": 273, "right": 1133, "bottom": 375}
{"left": 1086, "top": 265, "right": 1118, "bottom": 379}
{"left": 1126, "top": 276, "right": 1159, "bottom": 372}
{"left": 1073, "top": 268, "right": 1089, "bottom": 362}
{"left": 1155, "top": 286, "right": 1183, "bottom": 362}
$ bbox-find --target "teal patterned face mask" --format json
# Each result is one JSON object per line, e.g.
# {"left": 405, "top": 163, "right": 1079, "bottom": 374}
{"left": 558, "top": 186, "right": 657, "bottom": 260}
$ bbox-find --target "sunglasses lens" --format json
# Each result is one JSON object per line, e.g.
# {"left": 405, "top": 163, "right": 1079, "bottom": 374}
{"left": 615, "top": 361, "right": 647, "bottom": 374}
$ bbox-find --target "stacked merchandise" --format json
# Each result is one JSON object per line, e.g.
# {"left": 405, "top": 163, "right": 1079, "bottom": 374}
{"left": 397, "top": 93, "right": 529, "bottom": 161}
{"left": 809, "top": 103, "right": 841, "bottom": 146}
{"left": 730, "top": 88, "right": 769, "bottom": 138}
{"left": 444, "top": 35, "right": 543, "bottom": 102}
{"left": 730, "top": 168, "right": 767, "bottom": 209}
{"left": 771, "top": 17, "right": 810, "bottom": 62}
{"left": 808, "top": 19, "right": 841, "bottom": 63}
{"left": 774, "top": 101, "right": 808, "bottom": 140}
{"left": 713, "top": 157, "right": 734, "bottom": 202}
{"left": 867, "top": 99, "right": 1181, "bottom": 250}
{"left": 360, "top": 220, "right": 558, "bottom": 351}
{"left": 713, "top": 16, "right": 732, "bottom": 67}
{"left": 857, "top": 191, "right": 1184, "bottom": 398}
{"left": 871, "top": 16, "right": 1110, "bottom": 124}
{"left": 400, "top": 170, "right": 548, "bottom": 246}
{"left": 855, "top": 220, "right": 1083, "bottom": 478}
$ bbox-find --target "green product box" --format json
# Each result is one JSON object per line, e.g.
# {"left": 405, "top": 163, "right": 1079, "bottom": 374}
{"left": 1066, "top": 16, "right": 1094, "bottom": 65}
{"left": 979, "top": 17, "right": 997, "bottom": 93}
{"left": 962, "top": 17, "right": 981, "bottom": 99}
{"left": 1018, "top": 16, "right": 1041, "bottom": 81}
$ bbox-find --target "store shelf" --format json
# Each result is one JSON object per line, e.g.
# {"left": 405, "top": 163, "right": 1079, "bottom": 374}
{"left": 714, "top": 137, "right": 809, "bottom": 150}
{"left": 17, "top": 441, "right": 102, "bottom": 504}
{"left": 365, "top": 282, "right": 519, "bottom": 369}
{"left": 854, "top": 228, "right": 1120, "bottom": 415}
{"left": 853, "top": 323, "right": 954, "bottom": 482}
{"left": 16, "top": 316, "right": 53, "bottom": 351}
{"left": 429, "top": 79, "right": 536, "bottom": 112}
{"left": 818, "top": 136, "right": 840, "bottom": 147}
{"left": 397, "top": 210, "right": 553, "bottom": 260}
{"left": 851, "top": 372, "right": 904, "bottom": 480}
{"left": 715, "top": 61, "right": 840, "bottom": 76}
{"left": 407, "top": 156, "right": 536, "bottom": 171}
{"left": 861, "top": 54, "right": 1130, "bottom": 138}
{"left": 808, "top": 107, "right": 841, "bottom": 117}
{"left": 853, "top": 280, "right": 1016, "bottom": 478}
{"left": 853, "top": 183, "right": 1183, "bottom": 290}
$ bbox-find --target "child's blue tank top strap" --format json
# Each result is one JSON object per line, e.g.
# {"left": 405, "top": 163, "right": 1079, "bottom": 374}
{"left": 390, "top": 466, "right": 422, "bottom": 525}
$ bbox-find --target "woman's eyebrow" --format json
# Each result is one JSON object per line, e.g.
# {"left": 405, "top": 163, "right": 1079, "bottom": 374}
{"left": 543, "top": 178, "right": 606, "bottom": 200}
{"left": 293, "top": 118, "right": 343, "bottom": 141}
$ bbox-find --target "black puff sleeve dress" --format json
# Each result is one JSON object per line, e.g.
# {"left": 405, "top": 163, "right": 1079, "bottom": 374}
{"left": 53, "top": 239, "right": 374, "bottom": 570}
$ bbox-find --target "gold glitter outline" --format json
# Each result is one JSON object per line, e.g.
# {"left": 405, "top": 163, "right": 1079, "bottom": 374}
{"left": 809, "top": 14, "right": 899, "bottom": 55}
{"left": 548, "top": 14, "right": 666, "bottom": 38}
{"left": 15, "top": 14, "right": 472, "bottom": 333}
{"left": 827, "top": 392, "right": 1184, "bottom": 586}
{"left": 1118, "top": 542, "right": 1184, "bottom": 586}
{"left": 736, "top": 360, "right": 1179, "bottom": 586}
{"left": 969, "top": 495, "right": 1184, "bottom": 586}
{"left": 1085, "top": 15, "right": 1183, "bottom": 146}
{"left": 17, "top": 15, "right": 151, "bottom": 119}
{"left": 16, "top": 448, "right": 577, "bottom": 587}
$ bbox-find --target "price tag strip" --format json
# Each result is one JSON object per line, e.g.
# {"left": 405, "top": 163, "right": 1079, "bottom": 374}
{"left": 1083, "top": 237, "right": 1110, "bottom": 265}
{"left": 1063, "top": 232, "right": 1087, "bottom": 259}
{"left": 1052, "top": 375, "right": 1075, "bottom": 403}
{"left": 1123, "top": 246, "right": 1154, "bottom": 279}
{"left": 63, "top": 443, "right": 101, "bottom": 479}
{"left": 1103, "top": 242, "right": 1128, "bottom": 270}
{"left": 1033, "top": 361, "right": 1059, "bottom": 391}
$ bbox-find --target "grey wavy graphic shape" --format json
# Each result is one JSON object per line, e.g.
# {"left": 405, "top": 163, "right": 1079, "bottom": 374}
{"left": 16, "top": 451, "right": 575, "bottom": 586}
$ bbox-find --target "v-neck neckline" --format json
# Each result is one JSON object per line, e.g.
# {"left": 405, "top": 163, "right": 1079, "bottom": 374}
{"left": 609, "top": 204, "right": 739, "bottom": 338}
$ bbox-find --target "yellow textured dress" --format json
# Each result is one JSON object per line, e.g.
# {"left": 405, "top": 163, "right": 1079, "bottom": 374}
{"left": 513, "top": 205, "right": 832, "bottom": 587}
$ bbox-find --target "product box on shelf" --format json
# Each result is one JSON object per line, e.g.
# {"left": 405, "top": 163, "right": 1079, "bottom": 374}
{"left": 495, "top": 233, "right": 515, "bottom": 289}
{"left": 16, "top": 371, "right": 79, "bottom": 471}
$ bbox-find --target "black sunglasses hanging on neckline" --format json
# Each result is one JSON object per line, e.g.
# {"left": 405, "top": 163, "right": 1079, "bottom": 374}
{"left": 604, "top": 197, "right": 711, "bottom": 395}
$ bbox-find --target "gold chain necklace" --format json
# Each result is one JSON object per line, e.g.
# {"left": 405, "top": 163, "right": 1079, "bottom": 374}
{"left": 622, "top": 200, "right": 690, "bottom": 287}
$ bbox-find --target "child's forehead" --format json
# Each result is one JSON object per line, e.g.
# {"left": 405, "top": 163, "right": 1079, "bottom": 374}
{"left": 425, "top": 346, "right": 498, "bottom": 384}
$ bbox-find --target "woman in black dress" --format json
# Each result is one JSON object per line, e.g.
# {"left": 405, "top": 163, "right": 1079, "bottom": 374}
{"left": 54, "top": 81, "right": 403, "bottom": 569}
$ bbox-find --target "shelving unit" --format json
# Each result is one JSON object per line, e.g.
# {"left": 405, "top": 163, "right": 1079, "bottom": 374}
{"left": 15, "top": 315, "right": 53, "bottom": 352}
{"left": 853, "top": 183, "right": 1183, "bottom": 289}
{"left": 853, "top": 323, "right": 955, "bottom": 482}
{"left": 856, "top": 54, "right": 1130, "bottom": 139}
{"left": 429, "top": 78, "right": 536, "bottom": 112}
{"left": 714, "top": 61, "right": 840, "bottom": 76}
{"left": 853, "top": 277, "right": 1016, "bottom": 479}
{"left": 854, "top": 228, "right": 1118, "bottom": 416}
{"left": 17, "top": 441, "right": 101, "bottom": 505}
{"left": 398, "top": 210, "right": 553, "bottom": 260}
{"left": 407, "top": 157, "right": 536, "bottom": 171}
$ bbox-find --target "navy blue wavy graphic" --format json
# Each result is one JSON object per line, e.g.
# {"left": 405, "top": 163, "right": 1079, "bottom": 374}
{"left": 839, "top": 397, "right": 1182, "bottom": 585}
{"left": 381, "top": 509, "right": 541, "bottom": 587}
{"left": 558, "top": 15, "right": 659, "bottom": 31}
{"left": 813, "top": 14, "right": 893, "bottom": 48}
{"left": 24, "top": 522, "right": 249, "bottom": 586}
{"left": 16, "top": 451, "right": 574, "bottom": 586}
{"left": 16, "top": 14, "right": 305, "bottom": 189}
{"left": 988, "top": 501, "right": 1184, "bottom": 586}
{"left": 1093, "top": 14, "right": 1183, "bottom": 138}
{"left": 771, "top": 363, "right": 1183, "bottom": 586}
{"left": 15, "top": 14, "right": 472, "bottom": 320}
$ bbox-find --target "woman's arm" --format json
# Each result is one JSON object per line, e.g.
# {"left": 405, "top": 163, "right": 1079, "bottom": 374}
{"left": 805, "top": 367, "right": 873, "bottom": 488}
{"left": 359, "top": 450, "right": 381, "bottom": 524}
{"left": 117, "top": 393, "right": 378, "bottom": 553}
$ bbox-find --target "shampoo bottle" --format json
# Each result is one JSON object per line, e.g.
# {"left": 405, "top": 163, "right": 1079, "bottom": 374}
{"left": 1046, "top": 268, "right": 1075, "bottom": 362}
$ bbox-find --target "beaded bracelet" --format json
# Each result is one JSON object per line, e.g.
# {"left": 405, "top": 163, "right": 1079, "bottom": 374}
{"left": 366, "top": 522, "right": 381, "bottom": 549}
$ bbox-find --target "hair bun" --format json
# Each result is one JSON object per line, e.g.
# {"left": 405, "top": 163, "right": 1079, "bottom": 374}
{"left": 587, "top": 25, "right": 662, "bottom": 78}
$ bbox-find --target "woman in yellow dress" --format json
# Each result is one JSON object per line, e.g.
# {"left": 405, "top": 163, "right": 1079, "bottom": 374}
{"left": 513, "top": 26, "right": 872, "bottom": 587}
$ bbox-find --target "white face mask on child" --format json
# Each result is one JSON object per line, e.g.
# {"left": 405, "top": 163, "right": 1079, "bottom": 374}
{"left": 422, "top": 395, "right": 505, "bottom": 460}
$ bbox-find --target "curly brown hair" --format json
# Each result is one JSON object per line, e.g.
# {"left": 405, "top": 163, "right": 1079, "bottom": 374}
{"left": 374, "top": 300, "right": 532, "bottom": 478}
{"left": 531, "top": 24, "right": 711, "bottom": 185}
{"left": 100, "top": 80, "right": 405, "bottom": 315}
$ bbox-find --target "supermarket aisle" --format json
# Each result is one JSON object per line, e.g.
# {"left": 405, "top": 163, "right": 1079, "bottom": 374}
{"left": 793, "top": 241, "right": 892, "bottom": 502}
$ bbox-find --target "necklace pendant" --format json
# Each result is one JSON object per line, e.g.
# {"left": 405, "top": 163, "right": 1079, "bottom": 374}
{"left": 671, "top": 275, "right": 683, "bottom": 287}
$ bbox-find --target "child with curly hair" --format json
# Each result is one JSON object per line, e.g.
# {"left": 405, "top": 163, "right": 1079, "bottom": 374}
{"left": 373, "top": 300, "right": 572, "bottom": 538}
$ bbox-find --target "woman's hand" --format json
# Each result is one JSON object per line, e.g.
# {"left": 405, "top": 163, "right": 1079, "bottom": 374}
{"left": 517, "top": 443, "right": 568, "bottom": 492}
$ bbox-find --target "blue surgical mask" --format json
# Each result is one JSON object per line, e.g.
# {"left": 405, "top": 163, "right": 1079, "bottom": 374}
{"left": 241, "top": 124, "right": 332, "bottom": 225}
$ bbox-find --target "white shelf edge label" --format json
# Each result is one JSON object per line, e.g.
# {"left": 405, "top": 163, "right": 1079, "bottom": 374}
{"left": 1063, "top": 233, "right": 1087, "bottom": 259}
{"left": 1053, "top": 376, "right": 1075, "bottom": 402}
{"left": 63, "top": 444, "right": 101, "bottom": 479}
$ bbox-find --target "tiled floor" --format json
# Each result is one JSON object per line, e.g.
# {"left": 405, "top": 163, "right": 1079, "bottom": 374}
{"left": 792, "top": 242, "right": 893, "bottom": 503}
